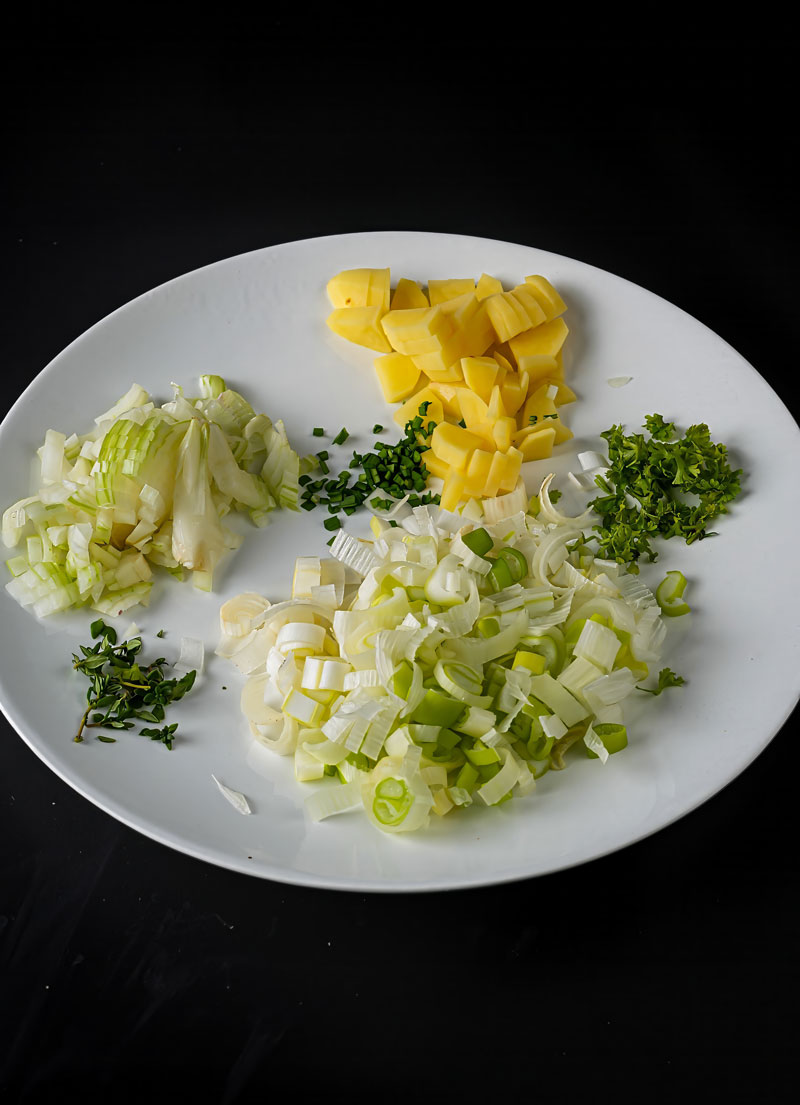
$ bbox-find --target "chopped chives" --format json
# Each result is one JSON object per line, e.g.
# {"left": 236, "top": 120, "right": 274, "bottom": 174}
{"left": 312, "top": 427, "right": 325, "bottom": 437}
{"left": 372, "top": 424, "right": 384, "bottom": 433}
{"left": 300, "top": 402, "right": 439, "bottom": 532}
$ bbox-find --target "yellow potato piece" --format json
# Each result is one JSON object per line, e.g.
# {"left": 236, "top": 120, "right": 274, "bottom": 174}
{"left": 499, "top": 370, "right": 529, "bottom": 416}
{"left": 374, "top": 353, "right": 421, "bottom": 403}
{"left": 486, "top": 384, "right": 508, "bottom": 422}
{"left": 327, "top": 268, "right": 391, "bottom": 311}
{"left": 411, "top": 354, "right": 464, "bottom": 384}
{"left": 326, "top": 307, "right": 392, "bottom": 353}
{"left": 420, "top": 448, "right": 450, "bottom": 481}
{"left": 484, "top": 292, "right": 531, "bottom": 344}
{"left": 491, "top": 415, "right": 516, "bottom": 453}
{"left": 393, "top": 387, "right": 444, "bottom": 430}
{"left": 484, "top": 448, "right": 523, "bottom": 497}
{"left": 426, "top": 381, "right": 463, "bottom": 420}
{"left": 431, "top": 423, "right": 488, "bottom": 471}
{"left": 510, "top": 318, "right": 569, "bottom": 360}
{"left": 523, "top": 275, "right": 567, "bottom": 320}
{"left": 440, "top": 468, "right": 467, "bottom": 512}
{"left": 464, "top": 448, "right": 494, "bottom": 496}
{"left": 508, "top": 286, "right": 547, "bottom": 329}
{"left": 456, "top": 387, "right": 489, "bottom": 429}
{"left": 428, "top": 278, "right": 476, "bottom": 304}
{"left": 391, "top": 278, "right": 429, "bottom": 310}
{"left": 475, "top": 273, "right": 504, "bottom": 301}
{"left": 381, "top": 305, "right": 453, "bottom": 356}
{"left": 461, "top": 356, "right": 500, "bottom": 403}
{"left": 514, "top": 425, "right": 557, "bottom": 461}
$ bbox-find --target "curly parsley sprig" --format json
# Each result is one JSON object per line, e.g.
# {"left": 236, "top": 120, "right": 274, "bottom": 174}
{"left": 72, "top": 619, "right": 196, "bottom": 748}
{"left": 587, "top": 414, "right": 743, "bottom": 568}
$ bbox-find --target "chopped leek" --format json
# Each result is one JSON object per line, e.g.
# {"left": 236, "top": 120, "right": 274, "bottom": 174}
{"left": 219, "top": 480, "right": 686, "bottom": 835}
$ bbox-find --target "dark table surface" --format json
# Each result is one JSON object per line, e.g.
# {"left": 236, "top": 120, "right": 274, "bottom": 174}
{"left": 2, "top": 27, "right": 797, "bottom": 1105}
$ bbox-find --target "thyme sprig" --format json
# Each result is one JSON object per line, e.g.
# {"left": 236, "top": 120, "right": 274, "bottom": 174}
{"left": 72, "top": 619, "right": 196, "bottom": 748}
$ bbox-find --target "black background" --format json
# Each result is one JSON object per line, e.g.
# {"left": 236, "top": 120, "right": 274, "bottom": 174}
{"left": 2, "top": 23, "right": 797, "bottom": 1105}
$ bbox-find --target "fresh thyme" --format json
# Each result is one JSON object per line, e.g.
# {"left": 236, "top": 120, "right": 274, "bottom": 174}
{"left": 72, "top": 619, "right": 196, "bottom": 748}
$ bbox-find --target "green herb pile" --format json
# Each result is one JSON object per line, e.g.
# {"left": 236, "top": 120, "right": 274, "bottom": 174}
{"left": 299, "top": 404, "right": 441, "bottom": 540}
{"left": 588, "top": 414, "right": 743, "bottom": 567}
{"left": 72, "top": 619, "right": 196, "bottom": 748}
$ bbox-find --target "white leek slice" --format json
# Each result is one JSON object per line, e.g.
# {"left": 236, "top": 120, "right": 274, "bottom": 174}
{"left": 328, "top": 529, "right": 379, "bottom": 576}
{"left": 305, "top": 778, "right": 364, "bottom": 822}
{"left": 582, "top": 726, "right": 610, "bottom": 763}
{"left": 573, "top": 619, "right": 621, "bottom": 672}
{"left": 583, "top": 668, "right": 638, "bottom": 711}
{"left": 528, "top": 672, "right": 590, "bottom": 727}
{"left": 477, "top": 749, "right": 518, "bottom": 806}
{"left": 220, "top": 592, "right": 271, "bottom": 637}
{"left": 482, "top": 479, "right": 529, "bottom": 524}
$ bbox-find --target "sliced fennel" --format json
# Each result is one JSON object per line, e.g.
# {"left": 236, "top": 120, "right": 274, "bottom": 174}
{"left": 220, "top": 492, "right": 684, "bottom": 836}
{"left": 3, "top": 377, "right": 303, "bottom": 618}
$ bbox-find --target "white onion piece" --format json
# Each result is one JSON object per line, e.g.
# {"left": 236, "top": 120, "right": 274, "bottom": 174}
{"left": 220, "top": 592, "right": 271, "bottom": 637}
{"left": 175, "top": 636, "right": 204, "bottom": 673}
{"left": 211, "top": 775, "right": 252, "bottom": 815}
{"left": 537, "top": 473, "right": 594, "bottom": 528}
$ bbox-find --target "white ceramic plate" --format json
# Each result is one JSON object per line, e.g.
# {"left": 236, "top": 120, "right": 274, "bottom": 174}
{"left": 1, "top": 231, "right": 798, "bottom": 892}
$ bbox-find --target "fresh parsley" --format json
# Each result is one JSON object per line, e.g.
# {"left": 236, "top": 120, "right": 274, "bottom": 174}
{"left": 637, "top": 667, "right": 686, "bottom": 695}
{"left": 72, "top": 619, "right": 196, "bottom": 748}
{"left": 587, "top": 415, "right": 743, "bottom": 567}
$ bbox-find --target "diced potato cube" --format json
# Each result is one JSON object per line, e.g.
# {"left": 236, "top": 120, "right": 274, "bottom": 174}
{"left": 381, "top": 305, "right": 453, "bottom": 355}
{"left": 549, "top": 380, "right": 577, "bottom": 405}
{"left": 420, "top": 448, "right": 450, "bottom": 480}
{"left": 440, "top": 468, "right": 467, "bottom": 512}
{"left": 426, "top": 381, "right": 463, "bottom": 419}
{"left": 509, "top": 318, "right": 569, "bottom": 361}
{"left": 428, "top": 278, "right": 476, "bottom": 304}
{"left": 508, "top": 285, "right": 547, "bottom": 329}
{"left": 518, "top": 354, "right": 560, "bottom": 386}
{"left": 486, "top": 384, "right": 508, "bottom": 422}
{"left": 456, "top": 387, "right": 489, "bottom": 429}
{"left": 391, "top": 278, "right": 429, "bottom": 310}
{"left": 491, "top": 349, "right": 514, "bottom": 380}
{"left": 431, "top": 423, "right": 488, "bottom": 471}
{"left": 523, "top": 275, "right": 567, "bottom": 320}
{"left": 499, "top": 371, "right": 529, "bottom": 416}
{"left": 475, "top": 273, "right": 504, "bottom": 301}
{"left": 514, "top": 425, "right": 557, "bottom": 461}
{"left": 484, "top": 448, "right": 522, "bottom": 497}
{"left": 461, "top": 356, "right": 500, "bottom": 403}
{"left": 484, "top": 291, "right": 531, "bottom": 343}
{"left": 521, "top": 384, "right": 573, "bottom": 445}
{"left": 463, "top": 420, "right": 498, "bottom": 449}
{"left": 393, "top": 387, "right": 445, "bottom": 429}
{"left": 492, "top": 415, "right": 516, "bottom": 452}
{"left": 326, "top": 268, "right": 391, "bottom": 311}
{"left": 411, "top": 351, "right": 464, "bottom": 383}
{"left": 464, "top": 448, "right": 494, "bottom": 496}
{"left": 326, "top": 307, "right": 393, "bottom": 353}
{"left": 374, "top": 352, "right": 422, "bottom": 403}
